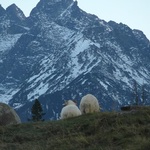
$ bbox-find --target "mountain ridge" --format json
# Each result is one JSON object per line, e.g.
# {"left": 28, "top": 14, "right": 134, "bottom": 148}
{"left": 0, "top": 0, "right": 150, "bottom": 121}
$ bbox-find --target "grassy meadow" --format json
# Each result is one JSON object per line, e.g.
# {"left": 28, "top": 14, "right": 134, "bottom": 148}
{"left": 0, "top": 106, "right": 150, "bottom": 150}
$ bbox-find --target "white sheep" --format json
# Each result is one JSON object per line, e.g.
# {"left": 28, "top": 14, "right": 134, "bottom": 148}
{"left": 79, "top": 94, "right": 100, "bottom": 114}
{"left": 60, "top": 100, "right": 81, "bottom": 119}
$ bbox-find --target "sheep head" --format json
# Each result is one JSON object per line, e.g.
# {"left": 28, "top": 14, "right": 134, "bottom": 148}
{"left": 63, "top": 100, "right": 77, "bottom": 106}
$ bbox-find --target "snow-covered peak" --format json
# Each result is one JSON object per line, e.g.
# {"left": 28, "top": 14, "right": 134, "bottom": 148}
{"left": 29, "top": 0, "right": 74, "bottom": 23}
{"left": 133, "top": 29, "right": 150, "bottom": 43}
{"left": 0, "top": 5, "right": 5, "bottom": 16}
{"left": 40, "top": 0, "right": 73, "bottom": 5}
{"left": 6, "top": 4, "right": 26, "bottom": 21}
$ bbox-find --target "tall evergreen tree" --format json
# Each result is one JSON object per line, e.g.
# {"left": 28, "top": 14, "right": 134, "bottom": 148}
{"left": 30, "top": 99, "right": 45, "bottom": 122}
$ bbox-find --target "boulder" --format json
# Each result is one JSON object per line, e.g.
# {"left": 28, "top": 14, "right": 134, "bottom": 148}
{"left": 0, "top": 103, "right": 21, "bottom": 126}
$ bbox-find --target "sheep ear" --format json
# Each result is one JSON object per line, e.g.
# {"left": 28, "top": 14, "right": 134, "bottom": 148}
{"left": 73, "top": 100, "right": 77, "bottom": 105}
{"left": 63, "top": 100, "right": 67, "bottom": 106}
{"left": 63, "top": 100, "right": 66, "bottom": 106}
{"left": 99, "top": 106, "right": 102, "bottom": 111}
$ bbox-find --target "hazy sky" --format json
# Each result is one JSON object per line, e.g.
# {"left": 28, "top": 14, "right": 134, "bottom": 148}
{"left": 1, "top": 0, "right": 150, "bottom": 40}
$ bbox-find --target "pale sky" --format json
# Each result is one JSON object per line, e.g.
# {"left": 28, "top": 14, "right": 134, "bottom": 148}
{"left": 1, "top": 0, "right": 150, "bottom": 40}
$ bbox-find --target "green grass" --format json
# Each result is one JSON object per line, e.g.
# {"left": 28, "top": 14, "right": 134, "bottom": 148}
{"left": 0, "top": 106, "right": 150, "bottom": 150}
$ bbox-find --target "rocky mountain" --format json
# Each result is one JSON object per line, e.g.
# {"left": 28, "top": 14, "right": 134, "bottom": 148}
{"left": 0, "top": 0, "right": 150, "bottom": 122}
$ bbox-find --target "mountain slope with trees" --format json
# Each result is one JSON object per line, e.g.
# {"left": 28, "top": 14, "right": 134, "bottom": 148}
{"left": 0, "top": 0, "right": 150, "bottom": 121}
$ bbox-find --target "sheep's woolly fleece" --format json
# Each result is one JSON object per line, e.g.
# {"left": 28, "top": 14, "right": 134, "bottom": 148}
{"left": 60, "top": 100, "right": 81, "bottom": 119}
{"left": 80, "top": 94, "right": 100, "bottom": 114}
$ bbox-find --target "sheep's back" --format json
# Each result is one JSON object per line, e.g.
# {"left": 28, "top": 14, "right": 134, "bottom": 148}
{"left": 60, "top": 105, "right": 81, "bottom": 119}
{"left": 80, "top": 94, "right": 100, "bottom": 114}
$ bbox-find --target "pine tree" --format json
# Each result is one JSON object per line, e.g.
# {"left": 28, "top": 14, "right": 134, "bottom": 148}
{"left": 30, "top": 99, "right": 45, "bottom": 122}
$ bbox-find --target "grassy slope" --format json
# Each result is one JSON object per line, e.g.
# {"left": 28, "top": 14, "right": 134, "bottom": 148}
{"left": 0, "top": 107, "right": 150, "bottom": 150}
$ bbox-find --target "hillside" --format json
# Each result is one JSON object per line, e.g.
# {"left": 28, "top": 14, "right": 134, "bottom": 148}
{"left": 0, "top": 107, "right": 150, "bottom": 150}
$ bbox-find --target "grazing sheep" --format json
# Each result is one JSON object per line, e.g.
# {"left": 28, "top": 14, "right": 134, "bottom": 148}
{"left": 60, "top": 100, "right": 81, "bottom": 119}
{"left": 80, "top": 94, "right": 100, "bottom": 114}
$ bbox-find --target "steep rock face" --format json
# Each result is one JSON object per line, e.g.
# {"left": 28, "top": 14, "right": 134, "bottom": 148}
{"left": 0, "top": 5, "right": 28, "bottom": 103}
{"left": 0, "top": 4, "right": 28, "bottom": 56}
{"left": 6, "top": 4, "right": 26, "bottom": 23}
{"left": 0, "top": 5, "right": 5, "bottom": 17}
{"left": 0, "top": 0, "right": 150, "bottom": 121}
{"left": 30, "top": 0, "right": 73, "bottom": 20}
{"left": 0, "top": 4, "right": 27, "bottom": 35}
{"left": 27, "top": 0, "right": 73, "bottom": 27}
